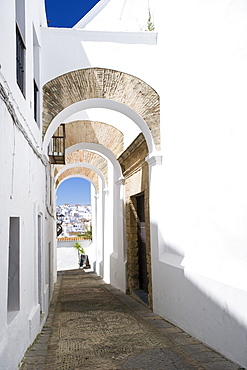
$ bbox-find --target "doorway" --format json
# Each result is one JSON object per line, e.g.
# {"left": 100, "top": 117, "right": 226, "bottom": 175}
{"left": 136, "top": 194, "right": 148, "bottom": 294}
{"left": 38, "top": 214, "right": 43, "bottom": 313}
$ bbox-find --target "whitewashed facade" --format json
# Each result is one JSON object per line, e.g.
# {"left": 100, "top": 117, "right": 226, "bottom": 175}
{"left": 0, "top": 1, "right": 56, "bottom": 369}
{"left": 1, "top": 0, "right": 247, "bottom": 369}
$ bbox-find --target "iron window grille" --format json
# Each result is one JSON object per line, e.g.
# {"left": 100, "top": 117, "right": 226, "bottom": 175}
{"left": 33, "top": 79, "right": 39, "bottom": 123}
{"left": 16, "top": 24, "right": 26, "bottom": 95}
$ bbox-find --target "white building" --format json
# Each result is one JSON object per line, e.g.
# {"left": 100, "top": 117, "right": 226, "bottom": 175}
{"left": 0, "top": 1, "right": 56, "bottom": 369}
{"left": 1, "top": 0, "right": 247, "bottom": 369}
{"left": 56, "top": 203, "right": 92, "bottom": 237}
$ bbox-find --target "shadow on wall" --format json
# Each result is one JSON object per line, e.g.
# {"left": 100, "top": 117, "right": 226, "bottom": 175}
{"left": 153, "top": 232, "right": 247, "bottom": 368}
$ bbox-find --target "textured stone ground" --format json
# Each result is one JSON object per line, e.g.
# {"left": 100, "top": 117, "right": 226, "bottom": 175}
{"left": 21, "top": 269, "right": 242, "bottom": 370}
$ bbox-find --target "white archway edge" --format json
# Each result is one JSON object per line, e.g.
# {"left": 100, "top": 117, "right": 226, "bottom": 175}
{"left": 66, "top": 143, "right": 123, "bottom": 181}
{"left": 43, "top": 98, "right": 155, "bottom": 153}
{"left": 146, "top": 152, "right": 163, "bottom": 166}
{"left": 55, "top": 162, "right": 106, "bottom": 190}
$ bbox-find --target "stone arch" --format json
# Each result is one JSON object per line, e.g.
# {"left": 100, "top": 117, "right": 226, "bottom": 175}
{"left": 65, "top": 121, "right": 124, "bottom": 157}
{"left": 56, "top": 166, "right": 99, "bottom": 191}
{"left": 43, "top": 68, "right": 160, "bottom": 150}
{"left": 55, "top": 162, "right": 106, "bottom": 192}
{"left": 66, "top": 143, "right": 123, "bottom": 182}
{"left": 64, "top": 150, "right": 108, "bottom": 185}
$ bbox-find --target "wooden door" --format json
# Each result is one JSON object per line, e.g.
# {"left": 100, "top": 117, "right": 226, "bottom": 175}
{"left": 137, "top": 194, "right": 148, "bottom": 293}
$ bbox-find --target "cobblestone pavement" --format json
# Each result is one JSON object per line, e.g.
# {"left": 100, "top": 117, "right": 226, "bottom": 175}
{"left": 21, "top": 269, "right": 243, "bottom": 370}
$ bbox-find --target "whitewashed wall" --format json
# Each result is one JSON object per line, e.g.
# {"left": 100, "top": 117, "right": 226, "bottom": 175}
{"left": 0, "top": 1, "right": 56, "bottom": 369}
{"left": 151, "top": 0, "right": 247, "bottom": 367}
{"left": 41, "top": 28, "right": 159, "bottom": 94}
{"left": 57, "top": 240, "right": 93, "bottom": 271}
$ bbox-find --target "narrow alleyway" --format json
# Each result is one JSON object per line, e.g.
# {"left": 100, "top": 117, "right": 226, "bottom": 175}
{"left": 21, "top": 269, "right": 241, "bottom": 370}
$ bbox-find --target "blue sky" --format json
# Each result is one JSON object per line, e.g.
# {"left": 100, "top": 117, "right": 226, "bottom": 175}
{"left": 45, "top": 1, "right": 100, "bottom": 205}
{"left": 56, "top": 178, "right": 91, "bottom": 206}
{"left": 45, "top": 0, "right": 100, "bottom": 28}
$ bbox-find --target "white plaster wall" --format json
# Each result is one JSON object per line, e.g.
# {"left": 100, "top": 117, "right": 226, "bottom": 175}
{"left": 0, "top": 0, "right": 47, "bottom": 148}
{"left": 0, "top": 97, "right": 54, "bottom": 369}
{"left": 41, "top": 28, "right": 159, "bottom": 93}
{"left": 150, "top": 0, "right": 247, "bottom": 367}
{"left": 110, "top": 174, "right": 126, "bottom": 292}
{"left": 0, "top": 1, "right": 55, "bottom": 369}
{"left": 57, "top": 240, "right": 94, "bottom": 271}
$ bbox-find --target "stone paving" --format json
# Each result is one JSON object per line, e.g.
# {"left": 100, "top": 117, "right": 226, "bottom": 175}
{"left": 20, "top": 269, "right": 244, "bottom": 370}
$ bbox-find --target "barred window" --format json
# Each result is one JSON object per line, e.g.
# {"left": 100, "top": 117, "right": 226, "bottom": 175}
{"left": 16, "top": 24, "right": 25, "bottom": 95}
{"left": 33, "top": 26, "right": 40, "bottom": 126}
{"left": 33, "top": 79, "right": 39, "bottom": 122}
{"left": 16, "top": 0, "right": 26, "bottom": 96}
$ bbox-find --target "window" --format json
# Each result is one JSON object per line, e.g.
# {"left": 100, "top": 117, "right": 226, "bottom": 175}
{"left": 33, "top": 26, "right": 40, "bottom": 126}
{"left": 16, "top": 0, "right": 26, "bottom": 96}
{"left": 16, "top": 25, "right": 25, "bottom": 94}
{"left": 7, "top": 217, "right": 20, "bottom": 319}
{"left": 33, "top": 79, "right": 39, "bottom": 122}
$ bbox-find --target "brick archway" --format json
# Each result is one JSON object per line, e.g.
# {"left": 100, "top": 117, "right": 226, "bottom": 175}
{"left": 65, "top": 150, "right": 108, "bottom": 185}
{"left": 56, "top": 167, "right": 99, "bottom": 191}
{"left": 43, "top": 68, "right": 160, "bottom": 151}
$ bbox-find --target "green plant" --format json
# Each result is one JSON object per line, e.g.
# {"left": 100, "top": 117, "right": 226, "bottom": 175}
{"left": 78, "top": 226, "right": 92, "bottom": 240}
{"left": 82, "top": 229, "right": 92, "bottom": 240}
{"left": 74, "top": 242, "right": 85, "bottom": 255}
{"left": 147, "top": 9, "right": 155, "bottom": 31}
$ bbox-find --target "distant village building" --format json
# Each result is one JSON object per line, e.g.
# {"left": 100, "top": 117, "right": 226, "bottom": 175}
{"left": 57, "top": 204, "right": 92, "bottom": 237}
{"left": 1, "top": 0, "right": 247, "bottom": 369}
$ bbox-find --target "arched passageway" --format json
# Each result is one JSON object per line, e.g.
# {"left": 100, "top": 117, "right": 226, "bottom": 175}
{"left": 44, "top": 67, "right": 160, "bottom": 304}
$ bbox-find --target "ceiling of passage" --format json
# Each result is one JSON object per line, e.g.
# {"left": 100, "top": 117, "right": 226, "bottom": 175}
{"left": 64, "top": 121, "right": 124, "bottom": 157}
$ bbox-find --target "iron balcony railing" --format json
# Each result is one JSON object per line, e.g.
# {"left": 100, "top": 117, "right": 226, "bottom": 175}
{"left": 48, "top": 124, "right": 66, "bottom": 165}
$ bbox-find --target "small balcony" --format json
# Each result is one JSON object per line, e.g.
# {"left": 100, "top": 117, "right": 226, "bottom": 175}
{"left": 49, "top": 124, "right": 66, "bottom": 165}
